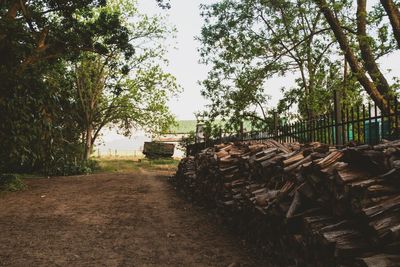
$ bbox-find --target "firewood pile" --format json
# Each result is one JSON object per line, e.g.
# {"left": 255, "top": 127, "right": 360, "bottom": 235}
{"left": 171, "top": 139, "right": 400, "bottom": 266}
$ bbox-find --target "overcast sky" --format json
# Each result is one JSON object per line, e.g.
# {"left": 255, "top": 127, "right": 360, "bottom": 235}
{"left": 137, "top": 0, "right": 214, "bottom": 120}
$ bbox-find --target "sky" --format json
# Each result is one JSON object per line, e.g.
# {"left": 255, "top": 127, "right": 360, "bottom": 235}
{"left": 137, "top": 0, "right": 216, "bottom": 120}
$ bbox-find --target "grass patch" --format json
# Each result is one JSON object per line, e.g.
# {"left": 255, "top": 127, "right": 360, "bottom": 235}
{"left": 138, "top": 158, "right": 180, "bottom": 171}
{"left": 0, "top": 174, "right": 26, "bottom": 192}
{"left": 94, "top": 157, "right": 180, "bottom": 173}
{"left": 95, "top": 159, "right": 140, "bottom": 173}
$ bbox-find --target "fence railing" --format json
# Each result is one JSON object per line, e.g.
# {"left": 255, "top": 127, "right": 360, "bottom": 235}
{"left": 187, "top": 98, "right": 400, "bottom": 156}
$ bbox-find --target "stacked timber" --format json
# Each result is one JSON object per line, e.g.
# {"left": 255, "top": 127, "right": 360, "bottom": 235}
{"left": 170, "top": 139, "right": 400, "bottom": 266}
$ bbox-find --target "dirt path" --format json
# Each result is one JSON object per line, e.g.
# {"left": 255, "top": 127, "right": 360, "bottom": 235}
{"left": 0, "top": 170, "right": 267, "bottom": 267}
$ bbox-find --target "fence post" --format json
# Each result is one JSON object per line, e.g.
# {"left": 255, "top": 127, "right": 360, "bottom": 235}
{"left": 334, "top": 89, "right": 343, "bottom": 146}
{"left": 273, "top": 111, "right": 278, "bottom": 139}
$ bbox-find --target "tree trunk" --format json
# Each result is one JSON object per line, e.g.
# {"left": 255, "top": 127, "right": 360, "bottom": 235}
{"left": 380, "top": 0, "right": 400, "bottom": 48}
{"left": 313, "top": 0, "right": 389, "bottom": 111}
{"left": 357, "top": 0, "right": 392, "bottom": 98}
{"left": 84, "top": 125, "right": 93, "bottom": 161}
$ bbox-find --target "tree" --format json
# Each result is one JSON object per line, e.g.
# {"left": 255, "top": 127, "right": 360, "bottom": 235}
{"left": 0, "top": 0, "right": 134, "bottom": 72}
{"left": 199, "top": 0, "right": 400, "bottom": 132}
{"left": 0, "top": 0, "right": 136, "bottom": 173}
{"left": 198, "top": 0, "right": 343, "bottom": 132}
{"left": 357, "top": 0, "right": 391, "bottom": 97}
{"left": 74, "top": 2, "right": 179, "bottom": 160}
{"left": 380, "top": 0, "right": 400, "bottom": 48}
{"left": 313, "top": 0, "right": 398, "bottom": 110}
{"left": 0, "top": 0, "right": 178, "bottom": 173}
{"left": 0, "top": 58, "right": 85, "bottom": 174}
{"left": 75, "top": 55, "right": 178, "bottom": 160}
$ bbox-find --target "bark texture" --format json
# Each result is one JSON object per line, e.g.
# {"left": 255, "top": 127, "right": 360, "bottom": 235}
{"left": 381, "top": 0, "right": 400, "bottom": 48}
{"left": 357, "top": 0, "right": 392, "bottom": 98}
{"left": 314, "top": 0, "right": 388, "bottom": 111}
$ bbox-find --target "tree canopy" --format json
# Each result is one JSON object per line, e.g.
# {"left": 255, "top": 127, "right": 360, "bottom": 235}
{"left": 0, "top": 0, "right": 179, "bottom": 174}
{"left": 198, "top": 0, "right": 400, "bottom": 134}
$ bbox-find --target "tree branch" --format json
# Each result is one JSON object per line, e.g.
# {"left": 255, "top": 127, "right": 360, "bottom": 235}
{"left": 313, "top": 0, "right": 389, "bottom": 111}
{"left": 357, "top": 0, "right": 391, "bottom": 97}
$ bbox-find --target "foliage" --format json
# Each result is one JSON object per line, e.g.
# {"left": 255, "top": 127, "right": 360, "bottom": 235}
{"left": 179, "top": 131, "right": 196, "bottom": 156}
{"left": 198, "top": 0, "right": 342, "bottom": 131}
{"left": 167, "top": 120, "right": 197, "bottom": 134}
{"left": 0, "top": 0, "right": 179, "bottom": 174}
{"left": 0, "top": 59, "right": 85, "bottom": 174}
{"left": 198, "top": 0, "right": 399, "bottom": 131}
{"left": 0, "top": 174, "right": 26, "bottom": 192}
{"left": 73, "top": 3, "right": 179, "bottom": 160}
{"left": 53, "top": 159, "right": 99, "bottom": 176}
{"left": 0, "top": 0, "right": 132, "bottom": 174}
{"left": 311, "top": 0, "right": 397, "bottom": 111}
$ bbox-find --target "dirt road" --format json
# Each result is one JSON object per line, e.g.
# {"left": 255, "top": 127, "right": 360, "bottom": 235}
{"left": 0, "top": 170, "right": 267, "bottom": 267}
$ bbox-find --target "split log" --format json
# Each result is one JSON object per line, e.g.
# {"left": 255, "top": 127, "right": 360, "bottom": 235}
{"left": 170, "top": 139, "right": 400, "bottom": 266}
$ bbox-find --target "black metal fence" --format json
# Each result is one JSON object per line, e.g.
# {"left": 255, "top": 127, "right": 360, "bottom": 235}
{"left": 187, "top": 98, "right": 400, "bottom": 156}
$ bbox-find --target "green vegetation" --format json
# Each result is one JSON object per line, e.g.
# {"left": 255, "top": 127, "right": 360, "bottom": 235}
{"left": 0, "top": 0, "right": 178, "bottom": 176}
{"left": 0, "top": 174, "right": 26, "bottom": 192}
{"left": 167, "top": 120, "right": 255, "bottom": 135}
{"left": 198, "top": 0, "right": 399, "bottom": 135}
{"left": 95, "top": 158, "right": 179, "bottom": 173}
{"left": 166, "top": 120, "right": 197, "bottom": 134}
{"left": 179, "top": 131, "right": 196, "bottom": 156}
{"left": 2, "top": 0, "right": 400, "bottom": 176}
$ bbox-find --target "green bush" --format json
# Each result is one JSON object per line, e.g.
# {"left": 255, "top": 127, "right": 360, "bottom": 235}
{"left": 0, "top": 174, "right": 26, "bottom": 192}
{"left": 53, "top": 160, "right": 99, "bottom": 176}
{"left": 179, "top": 131, "right": 196, "bottom": 156}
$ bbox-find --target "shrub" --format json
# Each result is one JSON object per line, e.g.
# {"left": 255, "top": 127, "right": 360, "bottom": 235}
{"left": 53, "top": 159, "right": 99, "bottom": 176}
{"left": 0, "top": 174, "right": 26, "bottom": 192}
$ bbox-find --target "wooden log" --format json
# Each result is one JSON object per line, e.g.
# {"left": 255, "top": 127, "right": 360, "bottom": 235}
{"left": 356, "top": 254, "right": 400, "bottom": 267}
{"left": 172, "top": 140, "right": 400, "bottom": 266}
{"left": 283, "top": 152, "right": 304, "bottom": 167}
{"left": 284, "top": 155, "right": 312, "bottom": 173}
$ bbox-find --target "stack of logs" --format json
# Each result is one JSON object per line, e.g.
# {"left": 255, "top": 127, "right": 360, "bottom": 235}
{"left": 171, "top": 139, "right": 400, "bottom": 266}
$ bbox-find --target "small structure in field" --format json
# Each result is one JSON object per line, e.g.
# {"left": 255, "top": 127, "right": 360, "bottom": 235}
{"left": 143, "top": 142, "right": 175, "bottom": 159}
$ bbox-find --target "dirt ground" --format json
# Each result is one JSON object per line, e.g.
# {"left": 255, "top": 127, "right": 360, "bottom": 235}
{"left": 0, "top": 169, "right": 269, "bottom": 267}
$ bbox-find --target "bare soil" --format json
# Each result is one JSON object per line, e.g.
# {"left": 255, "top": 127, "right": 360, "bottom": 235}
{"left": 0, "top": 169, "right": 268, "bottom": 267}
